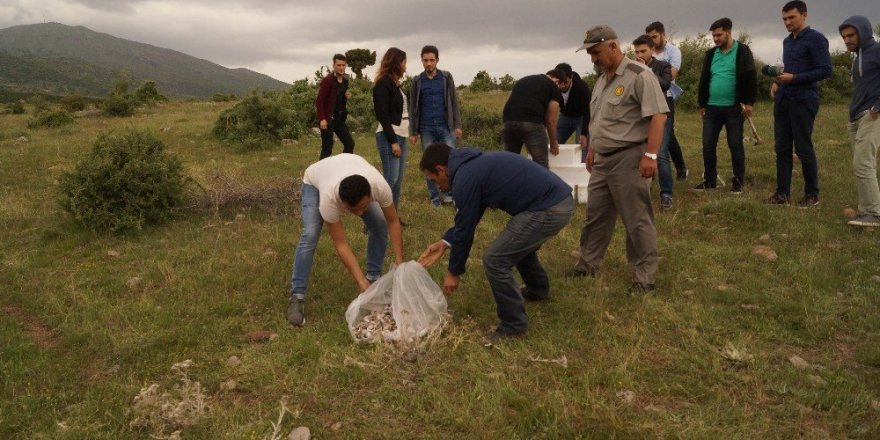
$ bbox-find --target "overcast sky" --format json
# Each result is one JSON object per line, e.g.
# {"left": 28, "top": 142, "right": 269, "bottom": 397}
{"left": 1, "top": 0, "right": 877, "bottom": 84}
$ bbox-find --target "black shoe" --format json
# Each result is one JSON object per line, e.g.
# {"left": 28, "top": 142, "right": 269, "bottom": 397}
{"left": 521, "top": 285, "right": 548, "bottom": 302}
{"left": 731, "top": 178, "right": 744, "bottom": 194}
{"left": 660, "top": 194, "right": 673, "bottom": 211}
{"left": 676, "top": 168, "right": 689, "bottom": 181}
{"left": 692, "top": 180, "right": 717, "bottom": 190}
{"left": 565, "top": 268, "right": 594, "bottom": 278}
{"left": 287, "top": 297, "right": 305, "bottom": 326}
{"left": 629, "top": 282, "right": 655, "bottom": 294}
{"left": 797, "top": 194, "right": 819, "bottom": 208}
{"left": 764, "top": 193, "right": 791, "bottom": 205}
{"left": 483, "top": 327, "right": 527, "bottom": 346}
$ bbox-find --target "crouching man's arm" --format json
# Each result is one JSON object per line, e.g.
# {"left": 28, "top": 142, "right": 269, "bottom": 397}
{"left": 326, "top": 221, "right": 371, "bottom": 293}
{"left": 382, "top": 204, "right": 405, "bottom": 266}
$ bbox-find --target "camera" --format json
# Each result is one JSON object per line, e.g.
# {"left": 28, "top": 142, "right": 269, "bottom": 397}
{"left": 761, "top": 65, "right": 783, "bottom": 77}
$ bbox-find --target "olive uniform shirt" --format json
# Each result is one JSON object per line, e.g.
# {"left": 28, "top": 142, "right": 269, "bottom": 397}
{"left": 589, "top": 56, "right": 669, "bottom": 154}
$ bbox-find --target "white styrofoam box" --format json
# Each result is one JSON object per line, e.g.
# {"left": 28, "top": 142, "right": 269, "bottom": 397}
{"left": 549, "top": 164, "right": 590, "bottom": 204}
{"left": 528, "top": 144, "right": 584, "bottom": 166}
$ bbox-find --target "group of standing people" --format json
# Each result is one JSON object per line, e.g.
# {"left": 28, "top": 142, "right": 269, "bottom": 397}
{"left": 287, "top": 2, "right": 880, "bottom": 342}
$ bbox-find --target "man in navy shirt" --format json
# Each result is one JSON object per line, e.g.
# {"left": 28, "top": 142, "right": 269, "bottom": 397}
{"left": 417, "top": 143, "right": 574, "bottom": 343}
{"left": 765, "top": 1, "right": 832, "bottom": 207}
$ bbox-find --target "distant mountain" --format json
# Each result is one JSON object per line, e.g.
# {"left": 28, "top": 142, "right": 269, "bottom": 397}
{"left": 0, "top": 22, "right": 289, "bottom": 99}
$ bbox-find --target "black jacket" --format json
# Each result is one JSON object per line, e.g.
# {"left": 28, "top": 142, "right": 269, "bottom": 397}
{"left": 698, "top": 42, "right": 757, "bottom": 107}
{"left": 373, "top": 75, "right": 404, "bottom": 144}
{"left": 560, "top": 72, "right": 592, "bottom": 135}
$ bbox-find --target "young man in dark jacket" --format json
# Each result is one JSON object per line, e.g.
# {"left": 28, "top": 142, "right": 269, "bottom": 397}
{"left": 315, "top": 54, "right": 355, "bottom": 159}
{"left": 695, "top": 17, "right": 757, "bottom": 194}
{"left": 840, "top": 16, "right": 880, "bottom": 226}
{"left": 417, "top": 143, "right": 574, "bottom": 343}
{"left": 554, "top": 63, "right": 591, "bottom": 155}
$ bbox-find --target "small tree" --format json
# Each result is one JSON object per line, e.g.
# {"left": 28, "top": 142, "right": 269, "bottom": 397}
{"left": 469, "top": 70, "right": 495, "bottom": 92}
{"left": 113, "top": 71, "right": 130, "bottom": 96}
{"left": 497, "top": 74, "right": 516, "bottom": 91}
{"left": 135, "top": 81, "right": 168, "bottom": 105}
{"left": 345, "top": 48, "right": 376, "bottom": 80}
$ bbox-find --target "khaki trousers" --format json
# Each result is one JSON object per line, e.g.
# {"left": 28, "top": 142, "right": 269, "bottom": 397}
{"left": 576, "top": 145, "right": 658, "bottom": 285}
{"left": 849, "top": 114, "right": 880, "bottom": 216}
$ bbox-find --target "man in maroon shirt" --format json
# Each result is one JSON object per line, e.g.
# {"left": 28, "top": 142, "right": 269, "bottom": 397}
{"left": 315, "top": 54, "right": 355, "bottom": 159}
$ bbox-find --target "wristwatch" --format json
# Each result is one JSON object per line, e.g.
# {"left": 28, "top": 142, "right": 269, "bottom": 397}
{"left": 644, "top": 152, "right": 658, "bottom": 160}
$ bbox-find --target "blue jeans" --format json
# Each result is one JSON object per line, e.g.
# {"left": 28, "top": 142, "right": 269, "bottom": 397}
{"left": 419, "top": 126, "right": 456, "bottom": 204}
{"left": 658, "top": 115, "right": 674, "bottom": 197}
{"left": 556, "top": 114, "right": 582, "bottom": 144}
{"left": 702, "top": 105, "right": 745, "bottom": 185}
{"left": 375, "top": 133, "right": 408, "bottom": 208}
{"left": 289, "top": 184, "right": 388, "bottom": 298}
{"left": 482, "top": 196, "right": 574, "bottom": 333}
{"left": 774, "top": 97, "right": 819, "bottom": 197}
{"left": 502, "top": 121, "right": 549, "bottom": 168}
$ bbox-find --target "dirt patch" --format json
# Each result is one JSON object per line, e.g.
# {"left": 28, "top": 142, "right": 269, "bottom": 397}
{"left": 1, "top": 303, "right": 61, "bottom": 349}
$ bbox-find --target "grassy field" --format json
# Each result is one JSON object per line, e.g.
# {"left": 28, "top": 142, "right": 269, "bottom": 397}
{"left": 2, "top": 96, "right": 879, "bottom": 439}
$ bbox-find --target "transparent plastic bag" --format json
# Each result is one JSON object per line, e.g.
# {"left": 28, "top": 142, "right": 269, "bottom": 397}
{"left": 345, "top": 261, "right": 447, "bottom": 343}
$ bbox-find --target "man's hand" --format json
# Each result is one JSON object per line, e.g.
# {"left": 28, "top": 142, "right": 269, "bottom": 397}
{"left": 870, "top": 108, "right": 879, "bottom": 120}
{"left": 741, "top": 104, "right": 753, "bottom": 119}
{"left": 586, "top": 148, "right": 595, "bottom": 172}
{"left": 639, "top": 155, "right": 658, "bottom": 178}
{"left": 770, "top": 82, "right": 778, "bottom": 99}
{"left": 418, "top": 240, "right": 448, "bottom": 267}
{"left": 409, "top": 135, "right": 418, "bottom": 145}
{"left": 776, "top": 72, "right": 794, "bottom": 85}
{"left": 357, "top": 276, "right": 371, "bottom": 294}
{"left": 454, "top": 128, "right": 463, "bottom": 139}
{"left": 319, "top": 119, "right": 328, "bottom": 130}
{"left": 391, "top": 142, "right": 401, "bottom": 157}
{"left": 579, "top": 134, "right": 589, "bottom": 151}
{"left": 699, "top": 107, "right": 706, "bottom": 118}
{"left": 549, "top": 141, "right": 560, "bottom": 156}
{"left": 443, "top": 271, "right": 460, "bottom": 296}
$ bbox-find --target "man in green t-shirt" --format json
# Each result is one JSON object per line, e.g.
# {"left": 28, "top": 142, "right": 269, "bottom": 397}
{"left": 695, "top": 17, "right": 757, "bottom": 193}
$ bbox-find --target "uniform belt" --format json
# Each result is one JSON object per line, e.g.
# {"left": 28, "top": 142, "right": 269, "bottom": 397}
{"left": 595, "top": 142, "right": 641, "bottom": 157}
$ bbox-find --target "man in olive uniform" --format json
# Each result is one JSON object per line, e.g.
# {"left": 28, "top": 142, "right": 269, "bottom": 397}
{"left": 568, "top": 25, "right": 669, "bottom": 292}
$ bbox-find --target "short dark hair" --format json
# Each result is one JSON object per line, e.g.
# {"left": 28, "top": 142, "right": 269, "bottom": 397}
{"left": 338, "top": 175, "right": 371, "bottom": 206}
{"left": 333, "top": 53, "right": 347, "bottom": 63}
{"left": 782, "top": 1, "right": 806, "bottom": 13}
{"left": 555, "top": 62, "right": 574, "bottom": 78}
{"left": 645, "top": 21, "right": 665, "bottom": 34}
{"left": 421, "top": 45, "right": 439, "bottom": 58}
{"left": 632, "top": 34, "right": 655, "bottom": 48}
{"left": 419, "top": 142, "right": 452, "bottom": 172}
{"left": 545, "top": 68, "right": 567, "bottom": 82}
{"left": 710, "top": 18, "right": 733, "bottom": 31}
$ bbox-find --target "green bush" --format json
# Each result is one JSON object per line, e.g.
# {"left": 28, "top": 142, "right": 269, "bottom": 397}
{"left": 135, "top": 80, "right": 168, "bottom": 105}
{"left": 213, "top": 93, "right": 299, "bottom": 151}
{"left": 103, "top": 94, "right": 138, "bottom": 117}
{"left": 58, "top": 129, "right": 187, "bottom": 233}
{"left": 9, "top": 101, "right": 25, "bottom": 114}
{"left": 29, "top": 95, "right": 50, "bottom": 113}
{"left": 61, "top": 94, "right": 87, "bottom": 112}
{"left": 459, "top": 104, "right": 502, "bottom": 150}
{"left": 27, "top": 109, "right": 75, "bottom": 129}
{"left": 212, "top": 93, "right": 235, "bottom": 102}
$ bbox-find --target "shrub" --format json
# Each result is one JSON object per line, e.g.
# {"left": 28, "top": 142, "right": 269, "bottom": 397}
{"left": 29, "top": 95, "right": 50, "bottom": 113}
{"left": 459, "top": 104, "right": 502, "bottom": 150}
{"left": 27, "top": 109, "right": 75, "bottom": 129}
{"left": 103, "top": 94, "right": 139, "bottom": 117}
{"left": 212, "top": 93, "right": 234, "bottom": 102}
{"left": 58, "top": 129, "right": 187, "bottom": 233}
{"left": 213, "top": 93, "right": 299, "bottom": 151}
{"left": 61, "top": 94, "right": 87, "bottom": 112}
{"left": 9, "top": 101, "right": 25, "bottom": 114}
{"left": 135, "top": 81, "right": 168, "bottom": 105}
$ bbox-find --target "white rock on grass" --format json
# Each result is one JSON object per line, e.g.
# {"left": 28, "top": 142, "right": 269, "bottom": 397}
{"left": 125, "top": 277, "right": 142, "bottom": 289}
{"left": 226, "top": 355, "right": 241, "bottom": 367}
{"left": 288, "top": 427, "right": 311, "bottom": 440}
{"left": 616, "top": 390, "right": 635, "bottom": 404}
{"left": 789, "top": 355, "right": 811, "bottom": 369}
{"left": 219, "top": 379, "right": 237, "bottom": 391}
{"left": 752, "top": 245, "right": 778, "bottom": 261}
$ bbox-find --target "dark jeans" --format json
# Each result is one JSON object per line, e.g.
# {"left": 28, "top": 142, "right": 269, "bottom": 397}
{"left": 502, "top": 121, "right": 549, "bottom": 168}
{"left": 556, "top": 114, "right": 582, "bottom": 144}
{"left": 701, "top": 105, "right": 745, "bottom": 185}
{"left": 483, "top": 196, "right": 574, "bottom": 333}
{"left": 774, "top": 97, "right": 819, "bottom": 197}
{"left": 667, "top": 100, "right": 687, "bottom": 172}
{"left": 319, "top": 114, "right": 355, "bottom": 159}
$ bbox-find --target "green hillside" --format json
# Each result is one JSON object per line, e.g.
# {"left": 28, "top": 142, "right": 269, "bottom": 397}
{"left": 0, "top": 22, "right": 289, "bottom": 99}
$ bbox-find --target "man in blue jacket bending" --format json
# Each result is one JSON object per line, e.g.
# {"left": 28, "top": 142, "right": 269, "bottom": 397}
{"left": 417, "top": 143, "right": 574, "bottom": 343}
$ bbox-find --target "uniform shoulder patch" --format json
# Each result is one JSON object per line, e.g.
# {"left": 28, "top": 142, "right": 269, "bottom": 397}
{"left": 625, "top": 62, "right": 647, "bottom": 74}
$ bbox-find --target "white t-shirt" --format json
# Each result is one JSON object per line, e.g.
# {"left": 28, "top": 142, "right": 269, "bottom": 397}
{"left": 302, "top": 154, "right": 393, "bottom": 224}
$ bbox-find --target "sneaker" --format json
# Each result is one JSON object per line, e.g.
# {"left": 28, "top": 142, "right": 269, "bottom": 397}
{"left": 660, "top": 194, "right": 673, "bottom": 210}
{"left": 565, "top": 267, "right": 595, "bottom": 278}
{"left": 287, "top": 297, "right": 305, "bottom": 326}
{"left": 797, "top": 194, "right": 819, "bottom": 208}
{"left": 676, "top": 168, "right": 689, "bottom": 181}
{"left": 847, "top": 214, "right": 880, "bottom": 227}
{"left": 731, "top": 178, "right": 744, "bottom": 194}
{"left": 629, "top": 282, "right": 655, "bottom": 294}
{"left": 520, "top": 285, "right": 548, "bottom": 302}
{"left": 764, "top": 193, "right": 790, "bottom": 205}
{"left": 442, "top": 194, "right": 454, "bottom": 204}
{"left": 692, "top": 180, "right": 717, "bottom": 190}
{"left": 483, "top": 327, "right": 527, "bottom": 346}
